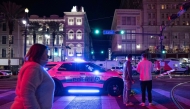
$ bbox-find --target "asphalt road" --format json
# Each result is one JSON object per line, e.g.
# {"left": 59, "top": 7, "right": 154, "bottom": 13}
{"left": 0, "top": 75, "right": 190, "bottom": 109}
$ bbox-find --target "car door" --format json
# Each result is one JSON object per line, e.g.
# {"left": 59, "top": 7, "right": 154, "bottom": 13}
{"left": 76, "top": 62, "right": 106, "bottom": 88}
{"left": 56, "top": 62, "right": 82, "bottom": 87}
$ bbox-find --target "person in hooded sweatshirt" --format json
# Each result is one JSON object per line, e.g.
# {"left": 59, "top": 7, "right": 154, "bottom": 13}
{"left": 11, "top": 44, "right": 55, "bottom": 109}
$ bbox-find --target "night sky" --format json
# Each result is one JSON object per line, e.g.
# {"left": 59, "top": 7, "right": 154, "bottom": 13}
{"left": 0, "top": 0, "right": 121, "bottom": 60}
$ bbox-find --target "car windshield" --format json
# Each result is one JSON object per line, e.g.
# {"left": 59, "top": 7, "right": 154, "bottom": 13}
{"left": 88, "top": 63, "right": 106, "bottom": 72}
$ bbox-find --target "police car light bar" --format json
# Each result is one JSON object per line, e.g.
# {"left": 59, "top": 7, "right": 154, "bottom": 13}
{"left": 68, "top": 89, "right": 100, "bottom": 93}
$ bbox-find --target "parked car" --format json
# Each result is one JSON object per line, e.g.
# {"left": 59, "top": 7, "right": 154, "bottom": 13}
{"left": 0, "top": 70, "right": 12, "bottom": 78}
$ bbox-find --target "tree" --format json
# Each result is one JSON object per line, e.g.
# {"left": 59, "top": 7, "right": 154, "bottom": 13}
{"left": 0, "top": 1, "right": 24, "bottom": 70}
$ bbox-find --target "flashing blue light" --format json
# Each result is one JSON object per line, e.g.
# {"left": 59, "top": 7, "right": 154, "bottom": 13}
{"left": 94, "top": 70, "right": 100, "bottom": 75}
{"left": 68, "top": 89, "right": 100, "bottom": 93}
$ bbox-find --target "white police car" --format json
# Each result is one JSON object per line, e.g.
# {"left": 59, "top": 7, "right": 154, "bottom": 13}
{"left": 45, "top": 61, "right": 123, "bottom": 96}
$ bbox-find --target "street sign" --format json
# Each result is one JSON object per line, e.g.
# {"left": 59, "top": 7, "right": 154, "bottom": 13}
{"left": 103, "top": 30, "right": 115, "bottom": 35}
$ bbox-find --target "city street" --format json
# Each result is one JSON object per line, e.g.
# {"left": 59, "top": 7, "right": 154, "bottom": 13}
{"left": 0, "top": 75, "right": 190, "bottom": 109}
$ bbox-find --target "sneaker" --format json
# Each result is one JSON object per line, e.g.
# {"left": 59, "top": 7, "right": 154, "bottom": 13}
{"left": 126, "top": 102, "right": 134, "bottom": 106}
{"left": 139, "top": 103, "right": 145, "bottom": 106}
{"left": 149, "top": 103, "right": 153, "bottom": 106}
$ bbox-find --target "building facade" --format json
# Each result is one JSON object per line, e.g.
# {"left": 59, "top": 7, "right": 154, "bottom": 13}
{"left": 112, "top": 0, "right": 190, "bottom": 60}
{"left": 0, "top": 6, "right": 91, "bottom": 72}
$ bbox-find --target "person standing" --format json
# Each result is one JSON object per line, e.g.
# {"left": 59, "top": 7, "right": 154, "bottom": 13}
{"left": 123, "top": 54, "right": 134, "bottom": 106}
{"left": 137, "top": 53, "right": 153, "bottom": 106}
{"left": 11, "top": 44, "right": 55, "bottom": 109}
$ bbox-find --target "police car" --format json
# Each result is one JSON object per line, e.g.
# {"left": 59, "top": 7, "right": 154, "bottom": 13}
{"left": 45, "top": 61, "right": 123, "bottom": 96}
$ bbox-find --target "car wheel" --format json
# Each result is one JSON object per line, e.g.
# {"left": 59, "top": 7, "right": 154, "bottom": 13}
{"left": 54, "top": 80, "right": 63, "bottom": 96}
{"left": 107, "top": 81, "right": 122, "bottom": 96}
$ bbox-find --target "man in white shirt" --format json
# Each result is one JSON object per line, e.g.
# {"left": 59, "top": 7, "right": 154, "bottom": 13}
{"left": 137, "top": 53, "right": 153, "bottom": 106}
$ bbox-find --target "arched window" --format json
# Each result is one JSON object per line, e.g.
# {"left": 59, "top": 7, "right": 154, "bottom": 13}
{"left": 76, "top": 30, "right": 82, "bottom": 40}
{"left": 76, "top": 44, "right": 82, "bottom": 56}
{"left": 59, "top": 23, "right": 63, "bottom": 31}
{"left": 68, "top": 44, "right": 74, "bottom": 56}
{"left": 38, "top": 36, "right": 43, "bottom": 44}
{"left": 68, "top": 30, "right": 74, "bottom": 40}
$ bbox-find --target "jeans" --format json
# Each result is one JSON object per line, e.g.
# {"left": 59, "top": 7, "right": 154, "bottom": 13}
{"left": 123, "top": 80, "right": 132, "bottom": 104}
{"left": 140, "top": 80, "right": 152, "bottom": 103}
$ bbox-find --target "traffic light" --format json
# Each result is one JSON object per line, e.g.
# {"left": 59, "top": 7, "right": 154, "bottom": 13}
{"left": 162, "top": 50, "right": 166, "bottom": 54}
{"left": 94, "top": 29, "right": 100, "bottom": 34}
{"left": 54, "top": 47, "right": 58, "bottom": 56}
{"left": 101, "top": 50, "right": 104, "bottom": 54}
{"left": 91, "top": 51, "right": 94, "bottom": 54}
{"left": 120, "top": 30, "right": 125, "bottom": 34}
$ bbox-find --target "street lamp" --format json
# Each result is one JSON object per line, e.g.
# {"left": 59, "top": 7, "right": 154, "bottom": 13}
{"left": 23, "top": 8, "right": 29, "bottom": 56}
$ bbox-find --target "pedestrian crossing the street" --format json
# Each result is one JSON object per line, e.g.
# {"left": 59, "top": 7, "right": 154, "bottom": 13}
{"left": 0, "top": 88, "right": 190, "bottom": 109}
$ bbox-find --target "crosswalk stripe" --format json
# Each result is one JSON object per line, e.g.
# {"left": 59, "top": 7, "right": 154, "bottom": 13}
{"left": 52, "top": 96, "right": 75, "bottom": 109}
{"left": 133, "top": 89, "right": 168, "bottom": 109}
{"left": 0, "top": 91, "right": 15, "bottom": 98}
{"left": 101, "top": 96, "right": 120, "bottom": 109}
{"left": 153, "top": 89, "right": 190, "bottom": 107}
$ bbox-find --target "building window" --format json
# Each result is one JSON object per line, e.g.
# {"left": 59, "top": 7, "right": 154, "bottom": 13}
{"left": 59, "top": 23, "right": 63, "bottom": 31}
{"left": 127, "top": 17, "right": 131, "bottom": 25}
{"left": 76, "top": 30, "right": 82, "bottom": 40}
{"left": 68, "top": 44, "right": 74, "bottom": 56}
{"left": 27, "top": 36, "right": 30, "bottom": 45}
{"left": 76, "top": 44, "right": 82, "bottom": 56}
{"left": 76, "top": 18, "right": 82, "bottom": 25}
{"left": 132, "top": 44, "right": 135, "bottom": 52}
{"left": 68, "top": 30, "right": 74, "bottom": 40}
{"left": 187, "top": 14, "right": 189, "bottom": 18}
{"left": 173, "top": 33, "right": 178, "bottom": 39}
{"left": 38, "top": 36, "right": 43, "bottom": 44}
{"left": 121, "top": 34, "right": 126, "bottom": 40}
{"left": 153, "top": 13, "right": 156, "bottom": 18}
{"left": 162, "top": 21, "right": 165, "bottom": 25}
{"left": 162, "top": 14, "right": 164, "bottom": 19}
{"left": 183, "top": 14, "right": 186, "bottom": 18}
{"left": 122, "top": 16, "right": 126, "bottom": 25}
{"left": 2, "top": 23, "right": 6, "bottom": 31}
{"left": 126, "top": 30, "right": 131, "bottom": 39}
{"left": 131, "top": 17, "right": 136, "bottom": 25}
{"left": 161, "top": 5, "right": 165, "bottom": 9}
{"left": 2, "top": 48, "right": 6, "bottom": 58}
{"left": 2, "top": 36, "right": 6, "bottom": 44}
{"left": 122, "top": 44, "right": 126, "bottom": 52}
{"left": 68, "top": 18, "right": 74, "bottom": 25}
{"left": 148, "top": 13, "right": 151, "bottom": 19}
{"left": 58, "top": 35, "right": 63, "bottom": 45}
{"left": 183, "top": 21, "right": 186, "bottom": 25}
{"left": 148, "top": 21, "right": 151, "bottom": 25}
{"left": 153, "top": 21, "right": 156, "bottom": 25}
{"left": 166, "top": 4, "right": 169, "bottom": 9}
{"left": 148, "top": 4, "right": 151, "bottom": 9}
{"left": 185, "top": 33, "right": 189, "bottom": 39}
{"left": 131, "top": 30, "right": 135, "bottom": 39}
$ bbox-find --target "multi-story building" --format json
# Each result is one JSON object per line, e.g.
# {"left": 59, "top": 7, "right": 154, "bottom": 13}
{"left": 0, "top": 6, "right": 91, "bottom": 72}
{"left": 111, "top": 0, "right": 190, "bottom": 60}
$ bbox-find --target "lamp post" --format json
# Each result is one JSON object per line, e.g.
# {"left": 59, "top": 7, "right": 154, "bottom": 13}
{"left": 23, "top": 8, "right": 29, "bottom": 56}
